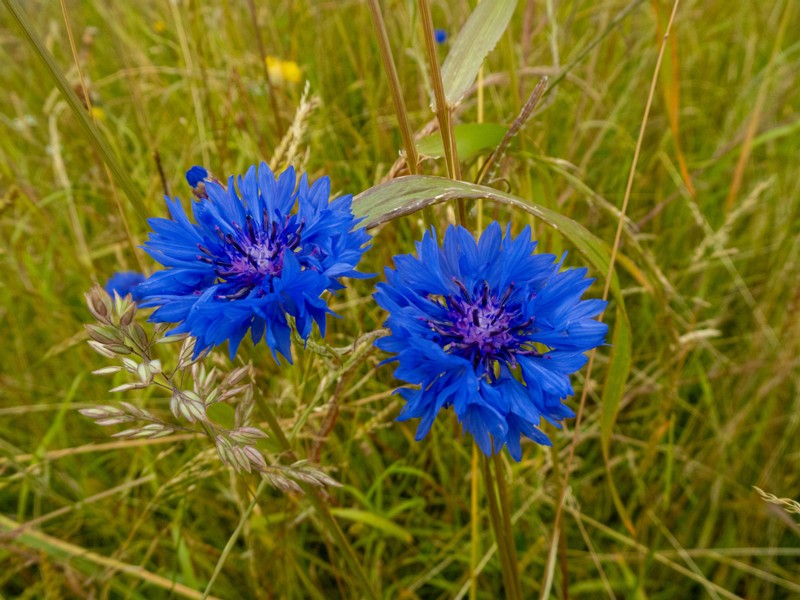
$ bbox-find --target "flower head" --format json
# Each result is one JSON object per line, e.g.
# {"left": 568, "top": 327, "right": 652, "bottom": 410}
{"left": 138, "top": 162, "right": 371, "bottom": 362}
{"left": 105, "top": 271, "right": 145, "bottom": 302}
{"left": 185, "top": 165, "right": 209, "bottom": 188}
{"left": 265, "top": 56, "right": 302, "bottom": 85}
{"left": 374, "top": 223, "right": 607, "bottom": 460}
{"left": 434, "top": 28, "right": 447, "bottom": 44}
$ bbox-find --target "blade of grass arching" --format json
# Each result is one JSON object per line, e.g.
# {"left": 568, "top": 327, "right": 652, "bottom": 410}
{"left": 647, "top": 509, "right": 723, "bottom": 600}
{"left": 0, "top": 514, "right": 217, "bottom": 600}
{"left": 2, "top": 0, "right": 148, "bottom": 223}
{"left": 353, "top": 176, "right": 624, "bottom": 298}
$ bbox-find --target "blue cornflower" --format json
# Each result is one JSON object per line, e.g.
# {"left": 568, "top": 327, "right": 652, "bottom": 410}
{"left": 137, "top": 162, "right": 372, "bottom": 362}
{"left": 434, "top": 28, "right": 447, "bottom": 44}
{"left": 374, "top": 223, "right": 608, "bottom": 460}
{"left": 185, "top": 165, "right": 209, "bottom": 188}
{"left": 105, "top": 271, "right": 146, "bottom": 302}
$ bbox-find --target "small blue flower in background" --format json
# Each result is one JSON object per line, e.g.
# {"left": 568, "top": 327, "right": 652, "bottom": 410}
{"left": 105, "top": 271, "right": 146, "bottom": 302}
{"left": 185, "top": 165, "right": 209, "bottom": 188}
{"left": 374, "top": 223, "right": 607, "bottom": 461}
{"left": 434, "top": 28, "right": 447, "bottom": 44}
{"left": 186, "top": 165, "right": 212, "bottom": 199}
{"left": 138, "top": 162, "right": 372, "bottom": 362}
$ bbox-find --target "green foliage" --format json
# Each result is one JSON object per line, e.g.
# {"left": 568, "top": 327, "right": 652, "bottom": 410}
{"left": 1, "top": 0, "right": 799, "bottom": 598}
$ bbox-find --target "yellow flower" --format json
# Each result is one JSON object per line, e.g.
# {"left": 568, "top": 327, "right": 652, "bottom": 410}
{"left": 265, "top": 56, "right": 302, "bottom": 85}
{"left": 153, "top": 20, "right": 166, "bottom": 34}
{"left": 90, "top": 106, "right": 106, "bottom": 122}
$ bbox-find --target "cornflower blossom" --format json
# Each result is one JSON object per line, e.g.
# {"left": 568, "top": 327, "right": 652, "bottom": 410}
{"left": 374, "top": 223, "right": 607, "bottom": 460}
{"left": 137, "top": 163, "right": 371, "bottom": 362}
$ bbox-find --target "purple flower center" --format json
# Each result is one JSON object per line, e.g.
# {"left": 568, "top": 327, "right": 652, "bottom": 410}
{"left": 197, "top": 215, "right": 305, "bottom": 299}
{"left": 428, "top": 279, "right": 535, "bottom": 372}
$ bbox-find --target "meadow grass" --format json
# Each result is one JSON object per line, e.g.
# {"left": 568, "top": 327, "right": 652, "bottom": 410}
{"left": 1, "top": 0, "right": 799, "bottom": 597}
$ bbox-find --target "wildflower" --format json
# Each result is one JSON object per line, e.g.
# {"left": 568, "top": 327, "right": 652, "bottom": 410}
{"left": 105, "top": 271, "right": 146, "bottom": 302}
{"left": 374, "top": 223, "right": 607, "bottom": 460}
{"left": 137, "top": 163, "right": 371, "bottom": 362}
{"left": 90, "top": 106, "right": 106, "bottom": 122}
{"left": 434, "top": 28, "right": 447, "bottom": 44}
{"left": 265, "top": 56, "right": 302, "bottom": 85}
{"left": 185, "top": 165, "right": 208, "bottom": 188}
{"left": 186, "top": 165, "right": 211, "bottom": 199}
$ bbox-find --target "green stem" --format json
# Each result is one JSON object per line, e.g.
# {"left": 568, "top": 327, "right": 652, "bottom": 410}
{"left": 481, "top": 453, "right": 518, "bottom": 599}
{"left": 260, "top": 401, "right": 378, "bottom": 599}
{"left": 493, "top": 452, "right": 523, "bottom": 598}
{"left": 469, "top": 444, "right": 480, "bottom": 600}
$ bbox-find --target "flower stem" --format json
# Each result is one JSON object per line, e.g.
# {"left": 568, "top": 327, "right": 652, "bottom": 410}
{"left": 469, "top": 444, "right": 480, "bottom": 600}
{"left": 481, "top": 452, "right": 522, "bottom": 600}
{"left": 260, "top": 401, "right": 378, "bottom": 599}
{"left": 493, "top": 452, "right": 523, "bottom": 597}
{"left": 417, "top": 0, "right": 468, "bottom": 227}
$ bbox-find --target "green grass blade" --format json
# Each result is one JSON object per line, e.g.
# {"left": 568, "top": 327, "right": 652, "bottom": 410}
{"left": 3, "top": 0, "right": 148, "bottom": 222}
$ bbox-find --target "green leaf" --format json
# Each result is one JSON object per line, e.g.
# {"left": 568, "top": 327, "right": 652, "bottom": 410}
{"left": 416, "top": 123, "right": 507, "bottom": 161}
{"left": 440, "top": 0, "right": 518, "bottom": 107}
{"left": 330, "top": 508, "right": 413, "bottom": 543}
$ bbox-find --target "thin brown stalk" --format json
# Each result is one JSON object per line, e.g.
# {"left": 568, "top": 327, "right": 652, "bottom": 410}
{"left": 367, "top": 0, "right": 420, "bottom": 175}
{"left": 476, "top": 78, "right": 548, "bottom": 185}
{"left": 418, "top": 0, "right": 466, "bottom": 226}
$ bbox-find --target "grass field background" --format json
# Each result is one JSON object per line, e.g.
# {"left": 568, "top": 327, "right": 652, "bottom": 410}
{"left": 1, "top": 0, "right": 799, "bottom": 597}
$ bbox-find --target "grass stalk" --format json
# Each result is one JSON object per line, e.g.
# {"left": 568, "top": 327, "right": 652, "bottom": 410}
{"left": 366, "top": 0, "right": 420, "bottom": 176}
{"left": 469, "top": 443, "right": 480, "bottom": 600}
{"left": 417, "top": 0, "right": 467, "bottom": 226}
